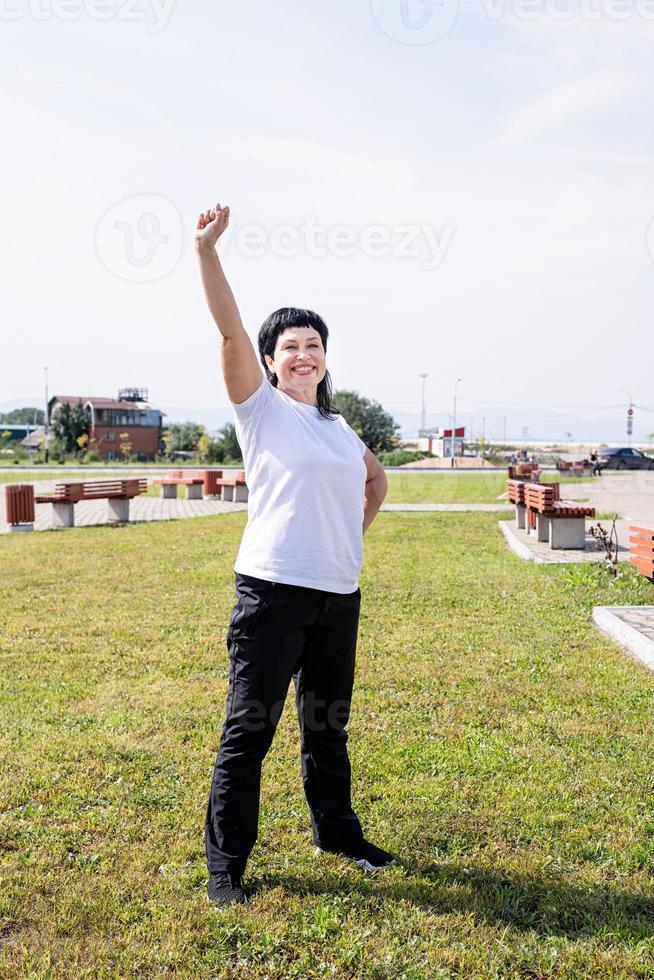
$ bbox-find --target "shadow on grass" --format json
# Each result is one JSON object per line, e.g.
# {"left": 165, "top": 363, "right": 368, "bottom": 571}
{"left": 256, "top": 861, "right": 654, "bottom": 943}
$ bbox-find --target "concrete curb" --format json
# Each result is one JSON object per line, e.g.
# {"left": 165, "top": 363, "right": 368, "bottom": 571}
{"left": 498, "top": 520, "right": 547, "bottom": 564}
{"left": 593, "top": 606, "right": 654, "bottom": 672}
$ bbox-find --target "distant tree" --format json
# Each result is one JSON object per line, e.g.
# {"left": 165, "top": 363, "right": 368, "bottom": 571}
{"left": 197, "top": 433, "right": 211, "bottom": 459}
{"left": 51, "top": 401, "right": 90, "bottom": 454}
{"left": 332, "top": 390, "right": 400, "bottom": 454}
{"left": 119, "top": 433, "right": 132, "bottom": 459}
{"left": 161, "top": 430, "right": 171, "bottom": 457}
{"left": 0, "top": 407, "right": 45, "bottom": 425}
{"left": 648, "top": 433, "right": 654, "bottom": 444}
{"left": 165, "top": 423, "right": 204, "bottom": 454}
{"left": 216, "top": 422, "right": 241, "bottom": 462}
{"left": 205, "top": 439, "right": 225, "bottom": 463}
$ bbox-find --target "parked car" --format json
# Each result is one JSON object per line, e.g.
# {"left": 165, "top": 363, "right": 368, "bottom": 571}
{"left": 597, "top": 447, "right": 654, "bottom": 471}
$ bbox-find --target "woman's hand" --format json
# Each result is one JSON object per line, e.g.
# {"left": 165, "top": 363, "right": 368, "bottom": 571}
{"left": 195, "top": 202, "right": 230, "bottom": 252}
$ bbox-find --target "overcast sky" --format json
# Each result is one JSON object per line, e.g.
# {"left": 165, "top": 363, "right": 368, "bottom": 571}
{"left": 2, "top": 0, "right": 653, "bottom": 440}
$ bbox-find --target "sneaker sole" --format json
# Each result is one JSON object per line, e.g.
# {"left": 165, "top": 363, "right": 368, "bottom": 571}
{"left": 206, "top": 892, "right": 248, "bottom": 907}
{"left": 314, "top": 846, "right": 396, "bottom": 872}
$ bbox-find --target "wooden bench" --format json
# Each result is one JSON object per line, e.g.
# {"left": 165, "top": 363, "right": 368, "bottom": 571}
{"left": 212, "top": 469, "right": 248, "bottom": 503}
{"left": 556, "top": 460, "right": 591, "bottom": 476}
{"left": 508, "top": 463, "right": 539, "bottom": 481}
{"left": 153, "top": 469, "right": 206, "bottom": 499}
{"left": 507, "top": 478, "right": 548, "bottom": 531}
{"left": 35, "top": 478, "right": 147, "bottom": 528}
{"left": 629, "top": 525, "right": 654, "bottom": 581}
{"left": 507, "top": 479, "right": 595, "bottom": 549}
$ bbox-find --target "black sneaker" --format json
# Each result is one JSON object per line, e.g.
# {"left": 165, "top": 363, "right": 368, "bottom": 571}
{"left": 315, "top": 839, "right": 396, "bottom": 871}
{"left": 207, "top": 872, "right": 248, "bottom": 906}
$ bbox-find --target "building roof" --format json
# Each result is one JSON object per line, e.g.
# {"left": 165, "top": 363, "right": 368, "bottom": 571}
{"left": 50, "top": 395, "right": 155, "bottom": 411}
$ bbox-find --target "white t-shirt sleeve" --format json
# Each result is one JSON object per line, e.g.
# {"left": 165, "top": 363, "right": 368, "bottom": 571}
{"left": 230, "top": 373, "right": 271, "bottom": 421}
{"left": 337, "top": 414, "right": 367, "bottom": 458}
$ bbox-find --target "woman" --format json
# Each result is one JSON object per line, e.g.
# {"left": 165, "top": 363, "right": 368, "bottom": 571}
{"left": 195, "top": 202, "right": 393, "bottom": 907}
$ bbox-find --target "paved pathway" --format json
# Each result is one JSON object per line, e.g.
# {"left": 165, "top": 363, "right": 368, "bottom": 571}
{"left": 499, "top": 518, "right": 631, "bottom": 565}
{"left": 561, "top": 472, "right": 654, "bottom": 525}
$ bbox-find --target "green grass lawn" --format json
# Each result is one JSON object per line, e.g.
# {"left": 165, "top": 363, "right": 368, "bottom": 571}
{"left": 3, "top": 514, "right": 654, "bottom": 977}
{"left": 0, "top": 470, "right": 95, "bottom": 484}
{"left": 384, "top": 471, "right": 595, "bottom": 504}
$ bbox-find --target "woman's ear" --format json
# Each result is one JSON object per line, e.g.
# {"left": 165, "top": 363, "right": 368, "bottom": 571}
{"left": 264, "top": 354, "right": 275, "bottom": 375}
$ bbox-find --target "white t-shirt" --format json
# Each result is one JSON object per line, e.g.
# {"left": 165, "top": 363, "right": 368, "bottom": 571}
{"left": 231, "top": 375, "right": 368, "bottom": 594}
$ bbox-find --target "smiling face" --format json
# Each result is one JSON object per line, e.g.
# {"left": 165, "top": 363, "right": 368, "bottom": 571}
{"left": 265, "top": 326, "right": 327, "bottom": 399}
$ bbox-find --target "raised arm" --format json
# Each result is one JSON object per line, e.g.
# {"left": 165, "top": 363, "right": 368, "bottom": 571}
{"left": 195, "top": 203, "right": 263, "bottom": 404}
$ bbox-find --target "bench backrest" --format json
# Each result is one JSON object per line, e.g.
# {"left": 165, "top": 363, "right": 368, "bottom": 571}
{"left": 506, "top": 479, "right": 527, "bottom": 505}
{"left": 524, "top": 482, "right": 561, "bottom": 512}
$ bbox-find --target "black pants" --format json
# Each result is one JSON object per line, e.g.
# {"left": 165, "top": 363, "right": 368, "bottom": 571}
{"left": 205, "top": 573, "right": 365, "bottom": 876}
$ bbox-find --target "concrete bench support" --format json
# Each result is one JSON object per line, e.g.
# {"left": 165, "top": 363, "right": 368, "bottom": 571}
{"left": 536, "top": 512, "right": 550, "bottom": 543}
{"left": 185, "top": 484, "right": 203, "bottom": 500}
{"left": 161, "top": 484, "right": 177, "bottom": 499}
{"left": 107, "top": 498, "right": 130, "bottom": 523}
{"left": 515, "top": 504, "right": 526, "bottom": 530}
{"left": 550, "top": 517, "right": 586, "bottom": 550}
{"left": 52, "top": 501, "right": 75, "bottom": 528}
{"left": 219, "top": 484, "right": 249, "bottom": 502}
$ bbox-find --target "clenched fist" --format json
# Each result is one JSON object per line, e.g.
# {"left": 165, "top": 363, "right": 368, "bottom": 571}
{"left": 195, "top": 202, "right": 230, "bottom": 252}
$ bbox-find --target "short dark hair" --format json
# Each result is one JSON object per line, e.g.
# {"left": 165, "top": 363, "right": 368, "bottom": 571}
{"left": 257, "top": 307, "right": 338, "bottom": 420}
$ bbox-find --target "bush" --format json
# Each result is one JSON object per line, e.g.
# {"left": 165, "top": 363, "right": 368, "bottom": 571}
{"left": 48, "top": 439, "right": 65, "bottom": 463}
{"left": 83, "top": 450, "right": 101, "bottom": 463}
{"left": 377, "top": 450, "right": 434, "bottom": 467}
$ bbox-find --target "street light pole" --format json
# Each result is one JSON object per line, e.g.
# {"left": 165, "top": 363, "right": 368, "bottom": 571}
{"left": 451, "top": 377, "right": 462, "bottom": 469}
{"left": 44, "top": 366, "right": 49, "bottom": 437}
{"left": 620, "top": 387, "right": 633, "bottom": 447}
{"left": 419, "top": 373, "right": 428, "bottom": 435}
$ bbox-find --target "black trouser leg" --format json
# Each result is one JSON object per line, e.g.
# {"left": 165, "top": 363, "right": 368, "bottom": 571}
{"left": 294, "top": 587, "right": 364, "bottom": 851}
{"left": 205, "top": 576, "right": 308, "bottom": 875}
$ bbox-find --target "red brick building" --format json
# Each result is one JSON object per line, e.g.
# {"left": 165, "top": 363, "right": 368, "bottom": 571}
{"left": 48, "top": 388, "right": 165, "bottom": 461}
